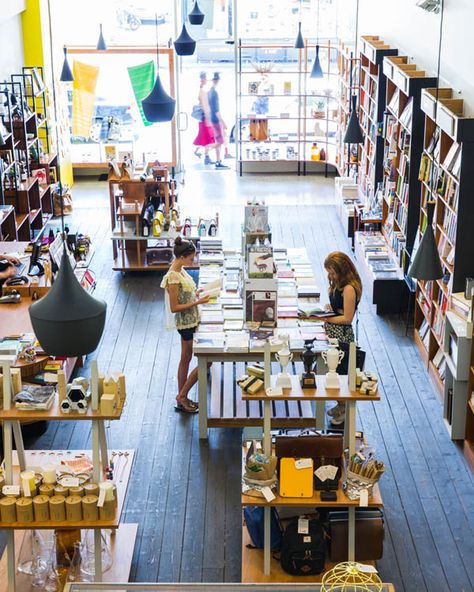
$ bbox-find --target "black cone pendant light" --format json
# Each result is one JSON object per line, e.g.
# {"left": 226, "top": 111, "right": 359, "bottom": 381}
{"left": 344, "top": 94, "right": 364, "bottom": 144}
{"left": 310, "top": 45, "right": 323, "bottom": 78}
{"left": 408, "top": 202, "right": 443, "bottom": 280}
{"left": 29, "top": 1, "right": 107, "bottom": 357}
{"left": 310, "top": 0, "right": 323, "bottom": 79}
{"left": 29, "top": 247, "right": 107, "bottom": 356}
{"left": 142, "top": 75, "right": 176, "bottom": 122}
{"left": 188, "top": 0, "right": 205, "bottom": 25}
{"left": 96, "top": 24, "right": 107, "bottom": 51}
{"left": 142, "top": 15, "right": 176, "bottom": 122}
{"left": 174, "top": 23, "right": 196, "bottom": 56}
{"left": 60, "top": 46, "right": 74, "bottom": 82}
{"left": 295, "top": 22, "right": 304, "bottom": 49}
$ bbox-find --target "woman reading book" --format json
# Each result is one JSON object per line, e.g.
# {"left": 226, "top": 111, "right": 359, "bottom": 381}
{"left": 323, "top": 251, "right": 362, "bottom": 426}
{"left": 161, "top": 237, "right": 210, "bottom": 413}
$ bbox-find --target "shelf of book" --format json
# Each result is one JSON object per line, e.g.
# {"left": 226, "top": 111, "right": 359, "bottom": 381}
{"left": 358, "top": 36, "right": 398, "bottom": 201}
{"left": 379, "top": 57, "right": 436, "bottom": 286}
{"left": 335, "top": 42, "right": 360, "bottom": 178}
{"left": 413, "top": 88, "right": 474, "bottom": 402}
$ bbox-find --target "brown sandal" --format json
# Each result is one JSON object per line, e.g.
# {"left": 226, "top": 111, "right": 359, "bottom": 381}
{"left": 175, "top": 399, "right": 198, "bottom": 414}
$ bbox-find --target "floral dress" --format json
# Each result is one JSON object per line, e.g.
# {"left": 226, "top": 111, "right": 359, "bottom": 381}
{"left": 160, "top": 269, "right": 200, "bottom": 330}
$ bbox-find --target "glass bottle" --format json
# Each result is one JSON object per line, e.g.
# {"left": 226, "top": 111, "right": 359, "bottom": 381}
{"left": 18, "top": 530, "right": 47, "bottom": 575}
{"left": 67, "top": 541, "right": 86, "bottom": 583}
{"left": 311, "top": 143, "right": 320, "bottom": 161}
{"left": 44, "top": 533, "right": 61, "bottom": 592}
{"left": 81, "top": 529, "right": 113, "bottom": 577}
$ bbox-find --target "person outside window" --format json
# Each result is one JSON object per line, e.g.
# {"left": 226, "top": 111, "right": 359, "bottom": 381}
{"left": 207, "top": 72, "right": 229, "bottom": 169}
{"left": 193, "top": 71, "right": 214, "bottom": 161}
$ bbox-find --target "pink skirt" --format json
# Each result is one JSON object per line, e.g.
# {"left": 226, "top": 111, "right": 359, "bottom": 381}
{"left": 193, "top": 121, "right": 214, "bottom": 147}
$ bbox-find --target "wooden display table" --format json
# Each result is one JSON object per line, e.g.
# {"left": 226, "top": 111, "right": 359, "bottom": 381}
{"left": 1, "top": 360, "right": 134, "bottom": 591}
{"left": 240, "top": 356, "right": 383, "bottom": 579}
{"left": 195, "top": 350, "right": 331, "bottom": 439}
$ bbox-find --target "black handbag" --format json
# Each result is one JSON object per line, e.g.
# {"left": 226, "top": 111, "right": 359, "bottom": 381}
{"left": 338, "top": 342, "right": 366, "bottom": 373}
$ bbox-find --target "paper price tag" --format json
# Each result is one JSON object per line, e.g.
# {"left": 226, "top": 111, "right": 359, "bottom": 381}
{"left": 298, "top": 518, "right": 309, "bottom": 534}
{"left": 60, "top": 477, "right": 80, "bottom": 488}
{"left": 356, "top": 563, "right": 378, "bottom": 574}
{"left": 295, "top": 458, "right": 312, "bottom": 470}
{"left": 2, "top": 485, "right": 20, "bottom": 496}
{"left": 359, "top": 488, "right": 369, "bottom": 507}
{"left": 303, "top": 536, "right": 312, "bottom": 543}
{"left": 23, "top": 480, "right": 31, "bottom": 497}
{"left": 97, "top": 487, "right": 106, "bottom": 508}
{"left": 261, "top": 486, "right": 276, "bottom": 502}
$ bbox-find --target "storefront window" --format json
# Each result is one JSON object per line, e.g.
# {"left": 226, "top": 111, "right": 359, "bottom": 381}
{"left": 67, "top": 50, "right": 176, "bottom": 166}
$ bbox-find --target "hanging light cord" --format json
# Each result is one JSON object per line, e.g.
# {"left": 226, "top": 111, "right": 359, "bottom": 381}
{"left": 155, "top": 13, "right": 160, "bottom": 70}
{"left": 316, "top": 0, "right": 320, "bottom": 44}
{"left": 429, "top": 0, "right": 445, "bottom": 199}
{"left": 46, "top": 0, "right": 65, "bottom": 235}
{"left": 354, "top": 0, "right": 360, "bottom": 58}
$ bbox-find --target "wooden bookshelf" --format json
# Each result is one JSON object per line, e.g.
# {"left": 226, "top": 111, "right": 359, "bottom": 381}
{"left": 380, "top": 56, "right": 437, "bottom": 277}
{"left": 414, "top": 88, "right": 474, "bottom": 401}
{"left": 336, "top": 42, "right": 360, "bottom": 178}
{"left": 358, "top": 36, "right": 398, "bottom": 200}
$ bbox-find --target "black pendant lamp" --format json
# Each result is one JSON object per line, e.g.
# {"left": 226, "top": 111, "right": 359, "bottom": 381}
{"left": 30, "top": 1, "right": 107, "bottom": 357}
{"left": 311, "top": 45, "right": 323, "bottom": 78}
{"left": 174, "top": 23, "right": 196, "bottom": 56}
{"left": 188, "top": 0, "right": 205, "bottom": 25}
{"left": 344, "top": 95, "right": 364, "bottom": 144}
{"left": 29, "top": 243, "right": 107, "bottom": 356}
{"left": 295, "top": 22, "right": 304, "bottom": 49}
{"left": 96, "top": 24, "right": 107, "bottom": 51}
{"left": 60, "top": 46, "right": 74, "bottom": 82}
{"left": 142, "top": 15, "right": 176, "bottom": 122}
{"left": 310, "top": 0, "right": 323, "bottom": 79}
{"left": 408, "top": 201, "right": 443, "bottom": 280}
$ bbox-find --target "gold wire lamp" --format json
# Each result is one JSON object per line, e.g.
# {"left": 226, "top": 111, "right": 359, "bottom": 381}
{"left": 321, "top": 561, "right": 383, "bottom": 592}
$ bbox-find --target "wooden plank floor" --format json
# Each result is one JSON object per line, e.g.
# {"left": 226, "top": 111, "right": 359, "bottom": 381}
{"left": 2, "top": 170, "right": 474, "bottom": 591}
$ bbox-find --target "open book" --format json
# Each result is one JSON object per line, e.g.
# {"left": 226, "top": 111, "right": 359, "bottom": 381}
{"left": 297, "top": 304, "right": 336, "bottom": 319}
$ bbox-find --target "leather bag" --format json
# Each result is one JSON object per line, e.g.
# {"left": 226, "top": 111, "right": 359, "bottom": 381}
{"left": 328, "top": 509, "right": 384, "bottom": 562}
{"left": 275, "top": 432, "right": 343, "bottom": 490}
{"left": 146, "top": 247, "right": 173, "bottom": 265}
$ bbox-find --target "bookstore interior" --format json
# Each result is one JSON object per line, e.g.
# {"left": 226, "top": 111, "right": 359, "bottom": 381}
{"left": 1, "top": 0, "right": 474, "bottom": 591}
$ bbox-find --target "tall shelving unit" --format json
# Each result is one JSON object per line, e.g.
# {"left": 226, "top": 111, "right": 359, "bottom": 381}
{"left": 358, "top": 36, "right": 398, "bottom": 200}
{"left": 380, "top": 56, "right": 437, "bottom": 273}
{"left": 413, "top": 87, "right": 474, "bottom": 400}
{"left": 0, "top": 68, "right": 56, "bottom": 242}
{"left": 335, "top": 43, "right": 360, "bottom": 178}
{"left": 236, "top": 41, "right": 339, "bottom": 175}
{"left": 0, "top": 359, "right": 137, "bottom": 592}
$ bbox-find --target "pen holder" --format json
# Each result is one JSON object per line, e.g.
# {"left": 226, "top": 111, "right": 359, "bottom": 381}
{"left": 343, "top": 469, "right": 378, "bottom": 501}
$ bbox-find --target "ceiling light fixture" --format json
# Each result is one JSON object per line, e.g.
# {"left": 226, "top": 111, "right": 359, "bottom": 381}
{"left": 174, "top": 23, "right": 196, "bottom": 56}
{"left": 188, "top": 0, "right": 205, "bottom": 25}
{"left": 96, "top": 24, "right": 107, "bottom": 51}
{"left": 30, "top": 0, "right": 107, "bottom": 357}
{"left": 142, "top": 14, "right": 176, "bottom": 122}
{"left": 310, "top": 0, "right": 323, "bottom": 79}
{"left": 59, "top": 46, "right": 74, "bottom": 82}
